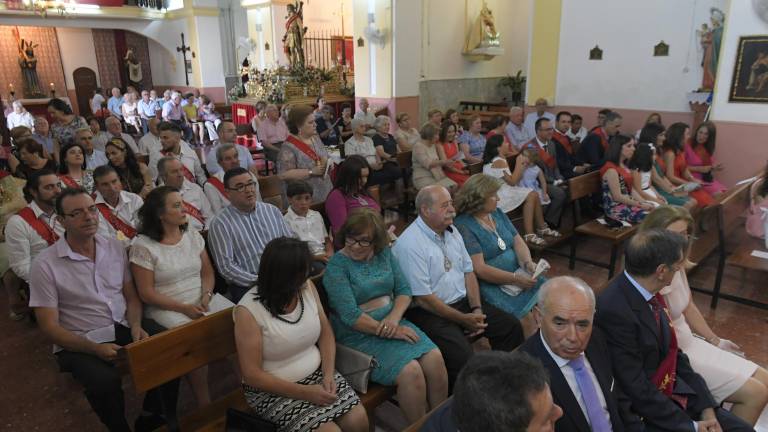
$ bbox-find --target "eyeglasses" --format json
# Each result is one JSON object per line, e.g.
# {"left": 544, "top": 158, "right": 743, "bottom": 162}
{"left": 345, "top": 237, "right": 372, "bottom": 248}
{"left": 226, "top": 181, "right": 258, "bottom": 192}
{"left": 62, "top": 205, "right": 99, "bottom": 219}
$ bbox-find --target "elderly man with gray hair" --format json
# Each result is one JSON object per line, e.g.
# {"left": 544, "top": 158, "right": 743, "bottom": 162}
{"left": 204, "top": 121, "right": 254, "bottom": 176}
{"left": 393, "top": 184, "right": 524, "bottom": 390}
{"left": 204, "top": 144, "right": 261, "bottom": 214}
{"left": 353, "top": 97, "right": 377, "bottom": 136}
{"left": 253, "top": 103, "right": 288, "bottom": 163}
{"left": 520, "top": 276, "right": 632, "bottom": 432}
{"left": 157, "top": 156, "right": 213, "bottom": 231}
{"left": 505, "top": 106, "right": 534, "bottom": 150}
{"left": 7, "top": 100, "right": 34, "bottom": 130}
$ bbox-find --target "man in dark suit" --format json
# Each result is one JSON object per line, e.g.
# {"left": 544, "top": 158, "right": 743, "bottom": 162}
{"left": 596, "top": 229, "right": 753, "bottom": 432}
{"left": 523, "top": 117, "right": 567, "bottom": 227}
{"left": 521, "top": 276, "right": 632, "bottom": 432}
{"left": 576, "top": 110, "right": 622, "bottom": 169}
{"left": 551, "top": 111, "right": 591, "bottom": 179}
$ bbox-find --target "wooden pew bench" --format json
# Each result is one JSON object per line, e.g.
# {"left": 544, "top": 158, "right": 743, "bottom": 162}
{"left": 123, "top": 308, "right": 396, "bottom": 432}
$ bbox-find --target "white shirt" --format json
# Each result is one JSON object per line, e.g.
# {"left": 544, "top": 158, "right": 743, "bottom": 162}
{"left": 94, "top": 190, "right": 144, "bottom": 243}
{"left": 540, "top": 332, "right": 610, "bottom": 428}
{"left": 138, "top": 132, "right": 162, "bottom": 156}
{"left": 7, "top": 111, "right": 35, "bottom": 130}
{"left": 149, "top": 141, "right": 206, "bottom": 186}
{"left": 567, "top": 126, "right": 588, "bottom": 143}
{"left": 203, "top": 171, "right": 261, "bottom": 215}
{"left": 91, "top": 93, "right": 106, "bottom": 114}
{"left": 524, "top": 111, "right": 556, "bottom": 136}
{"left": 5, "top": 201, "right": 65, "bottom": 282}
{"left": 180, "top": 179, "right": 214, "bottom": 232}
{"left": 92, "top": 131, "right": 112, "bottom": 152}
{"left": 283, "top": 207, "right": 327, "bottom": 256}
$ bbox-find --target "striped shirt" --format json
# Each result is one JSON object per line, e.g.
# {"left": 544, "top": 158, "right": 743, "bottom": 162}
{"left": 208, "top": 201, "right": 295, "bottom": 287}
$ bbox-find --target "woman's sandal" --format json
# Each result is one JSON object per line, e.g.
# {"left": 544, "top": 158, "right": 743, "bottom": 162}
{"left": 523, "top": 233, "right": 547, "bottom": 246}
{"left": 537, "top": 227, "right": 562, "bottom": 238}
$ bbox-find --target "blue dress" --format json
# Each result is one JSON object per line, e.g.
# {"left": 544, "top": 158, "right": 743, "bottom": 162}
{"left": 454, "top": 208, "right": 544, "bottom": 318}
{"left": 323, "top": 247, "right": 437, "bottom": 385}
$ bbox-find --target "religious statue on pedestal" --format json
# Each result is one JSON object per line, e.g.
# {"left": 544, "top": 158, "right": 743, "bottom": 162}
{"left": 464, "top": 1, "right": 501, "bottom": 53}
{"left": 698, "top": 7, "right": 725, "bottom": 91}
{"left": 283, "top": 0, "right": 307, "bottom": 70}
{"left": 124, "top": 47, "right": 143, "bottom": 90}
{"left": 16, "top": 36, "right": 44, "bottom": 98}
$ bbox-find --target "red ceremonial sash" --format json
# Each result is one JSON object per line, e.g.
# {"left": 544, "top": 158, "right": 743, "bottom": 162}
{"left": 58, "top": 175, "right": 79, "bottom": 189}
{"left": 183, "top": 200, "right": 205, "bottom": 225}
{"left": 595, "top": 128, "right": 609, "bottom": 151}
{"left": 207, "top": 177, "right": 228, "bottom": 199}
{"left": 285, "top": 135, "right": 320, "bottom": 162}
{"left": 17, "top": 207, "right": 59, "bottom": 246}
{"left": 526, "top": 140, "right": 556, "bottom": 169}
{"left": 553, "top": 130, "right": 573, "bottom": 154}
{"left": 600, "top": 161, "right": 634, "bottom": 193}
{"left": 649, "top": 295, "right": 687, "bottom": 409}
{"left": 95, "top": 203, "right": 137, "bottom": 239}
{"left": 163, "top": 152, "right": 195, "bottom": 183}
{"left": 0, "top": 170, "right": 10, "bottom": 180}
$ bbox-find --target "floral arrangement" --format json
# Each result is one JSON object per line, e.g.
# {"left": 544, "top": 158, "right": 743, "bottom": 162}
{"left": 228, "top": 85, "right": 244, "bottom": 101}
{"left": 249, "top": 67, "right": 289, "bottom": 103}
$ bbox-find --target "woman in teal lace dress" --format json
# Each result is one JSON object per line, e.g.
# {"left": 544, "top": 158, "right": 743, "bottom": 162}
{"left": 323, "top": 208, "right": 447, "bottom": 424}
{"left": 453, "top": 174, "right": 545, "bottom": 336}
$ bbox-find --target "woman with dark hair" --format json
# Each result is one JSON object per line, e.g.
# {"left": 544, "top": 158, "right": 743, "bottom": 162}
{"left": 458, "top": 115, "right": 485, "bottom": 164}
{"left": 438, "top": 122, "right": 469, "bottom": 187}
{"left": 628, "top": 142, "right": 667, "bottom": 208}
{"left": 412, "top": 123, "right": 457, "bottom": 191}
{"left": 9, "top": 137, "right": 57, "bottom": 180}
{"left": 485, "top": 115, "right": 515, "bottom": 155}
{"left": 746, "top": 161, "right": 768, "bottom": 241}
{"left": 105, "top": 137, "right": 153, "bottom": 198}
{"left": 47, "top": 98, "right": 88, "bottom": 147}
{"left": 325, "top": 155, "right": 381, "bottom": 236}
{"left": 278, "top": 104, "right": 332, "bottom": 203}
{"left": 661, "top": 122, "right": 715, "bottom": 207}
{"left": 482, "top": 135, "right": 552, "bottom": 244}
{"left": 600, "top": 134, "right": 652, "bottom": 224}
{"left": 235, "top": 237, "right": 367, "bottom": 432}
{"left": 685, "top": 121, "right": 726, "bottom": 195}
{"left": 339, "top": 103, "right": 354, "bottom": 141}
{"left": 57, "top": 142, "right": 93, "bottom": 193}
{"left": 636, "top": 123, "right": 694, "bottom": 209}
{"left": 130, "top": 185, "right": 216, "bottom": 407}
{"left": 444, "top": 108, "right": 464, "bottom": 136}
{"left": 323, "top": 209, "right": 447, "bottom": 424}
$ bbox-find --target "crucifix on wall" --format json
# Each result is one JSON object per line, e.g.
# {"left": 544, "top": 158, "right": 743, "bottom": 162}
{"left": 176, "top": 33, "right": 196, "bottom": 86}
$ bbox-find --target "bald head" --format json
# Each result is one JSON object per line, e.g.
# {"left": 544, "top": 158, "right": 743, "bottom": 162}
{"left": 537, "top": 276, "right": 595, "bottom": 314}
{"left": 536, "top": 276, "right": 595, "bottom": 360}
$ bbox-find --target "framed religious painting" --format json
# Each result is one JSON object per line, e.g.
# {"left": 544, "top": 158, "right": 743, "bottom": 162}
{"left": 728, "top": 35, "right": 768, "bottom": 102}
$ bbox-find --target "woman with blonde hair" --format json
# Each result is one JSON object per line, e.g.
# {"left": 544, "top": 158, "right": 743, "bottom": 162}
{"left": 640, "top": 205, "right": 768, "bottom": 425}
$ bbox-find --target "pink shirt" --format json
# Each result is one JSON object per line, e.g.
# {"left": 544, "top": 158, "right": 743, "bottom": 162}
{"left": 325, "top": 188, "right": 381, "bottom": 235}
{"left": 257, "top": 118, "right": 289, "bottom": 146}
{"left": 29, "top": 234, "right": 132, "bottom": 339}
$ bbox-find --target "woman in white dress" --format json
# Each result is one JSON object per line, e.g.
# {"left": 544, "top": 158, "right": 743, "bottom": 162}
{"left": 481, "top": 134, "right": 556, "bottom": 246}
{"left": 640, "top": 205, "right": 768, "bottom": 426}
{"left": 130, "top": 185, "right": 216, "bottom": 407}
{"left": 121, "top": 92, "right": 141, "bottom": 135}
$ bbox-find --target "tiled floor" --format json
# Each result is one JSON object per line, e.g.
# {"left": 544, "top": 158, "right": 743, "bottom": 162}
{"left": 0, "top": 226, "right": 766, "bottom": 431}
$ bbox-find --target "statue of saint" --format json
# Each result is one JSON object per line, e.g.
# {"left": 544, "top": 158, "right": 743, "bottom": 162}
{"left": 283, "top": 0, "right": 307, "bottom": 70}
{"left": 699, "top": 8, "right": 725, "bottom": 91}
{"left": 18, "top": 39, "right": 43, "bottom": 98}
{"left": 464, "top": 1, "right": 501, "bottom": 53}
{"left": 124, "top": 47, "right": 143, "bottom": 90}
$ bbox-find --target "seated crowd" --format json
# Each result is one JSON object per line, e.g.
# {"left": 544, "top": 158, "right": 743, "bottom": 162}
{"left": 2, "top": 93, "right": 767, "bottom": 432}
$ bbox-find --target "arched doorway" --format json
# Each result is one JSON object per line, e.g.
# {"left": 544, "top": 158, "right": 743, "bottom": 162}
{"left": 73, "top": 67, "right": 98, "bottom": 117}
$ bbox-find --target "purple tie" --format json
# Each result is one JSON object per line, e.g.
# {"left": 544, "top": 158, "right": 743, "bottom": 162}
{"left": 569, "top": 355, "right": 612, "bottom": 432}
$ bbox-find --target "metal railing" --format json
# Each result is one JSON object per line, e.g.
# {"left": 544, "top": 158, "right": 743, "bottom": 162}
{"left": 304, "top": 30, "right": 353, "bottom": 71}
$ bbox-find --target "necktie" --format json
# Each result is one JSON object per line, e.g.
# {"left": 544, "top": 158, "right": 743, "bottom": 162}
{"left": 569, "top": 356, "right": 612, "bottom": 432}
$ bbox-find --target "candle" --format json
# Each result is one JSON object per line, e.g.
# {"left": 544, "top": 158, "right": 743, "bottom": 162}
{"left": 8, "top": 83, "right": 13, "bottom": 90}
{"left": 49, "top": 82, "right": 54, "bottom": 89}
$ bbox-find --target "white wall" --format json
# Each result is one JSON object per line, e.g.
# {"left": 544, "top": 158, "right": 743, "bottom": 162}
{"left": 421, "top": 0, "right": 529, "bottom": 81}
{"left": 393, "top": 0, "right": 421, "bottom": 96}
{"left": 556, "top": 0, "right": 727, "bottom": 111}
{"left": 711, "top": 1, "right": 768, "bottom": 123}
{"left": 301, "top": 0, "right": 353, "bottom": 34}
{"left": 56, "top": 27, "right": 100, "bottom": 89}
{"left": 353, "top": 0, "right": 392, "bottom": 98}
{"left": 195, "top": 15, "right": 226, "bottom": 86}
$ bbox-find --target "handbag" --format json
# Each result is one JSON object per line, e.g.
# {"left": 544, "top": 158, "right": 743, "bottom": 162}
{"left": 225, "top": 408, "right": 277, "bottom": 432}
{"left": 335, "top": 343, "right": 377, "bottom": 394}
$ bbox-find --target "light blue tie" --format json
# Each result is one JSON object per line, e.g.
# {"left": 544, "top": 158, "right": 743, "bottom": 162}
{"left": 569, "top": 355, "right": 612, "bottom": 432}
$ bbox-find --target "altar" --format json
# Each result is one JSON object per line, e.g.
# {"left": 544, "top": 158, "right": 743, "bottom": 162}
{"left": 231, "top": 94, "right": 354, "bottom": 126}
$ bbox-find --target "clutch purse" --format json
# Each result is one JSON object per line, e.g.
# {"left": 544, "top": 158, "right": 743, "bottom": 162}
{"left": 335, "top": 343, "right": 377, "bottom": 394}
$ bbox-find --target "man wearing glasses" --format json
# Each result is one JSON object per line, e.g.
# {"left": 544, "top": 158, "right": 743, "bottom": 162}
{"left": 204, "top": 144, "right": 261, "bottom": 215}
{"left": 29, "top": 187, "right": 173, "bottom": 432}
{"left": 523, "top": 117, "right": 567, "bottom": 228}
{"left": 208, "top": 167, "right": 294, "bottom": 302}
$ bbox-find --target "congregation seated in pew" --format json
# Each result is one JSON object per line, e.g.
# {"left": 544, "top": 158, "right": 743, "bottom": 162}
{"left": 157, "top": 157, "right": 213, "bottom": 232}
{"left": 285, "top": 180, "right": 334, "bottom": 274}
{"left": 437, "top": 122, "right": 470, "bottom": 187}
{"left": 458, "top": 115, "right": 485, "bottom": 164}
{"left": 600, "top": 134, "right": 654, "bottom": 224}
{"left": 204, "top": 143, "right": 262, "bottom": 215}
{"left": 412, "top": 123, "right": 457, "bottom": 192}
{"left": 92, "top": 165, "right": 143, "bottom": 243}
{"left": 325, "top": 155, "right": 382, "bottom": 238}
{"left": 661, "top": 122, "right": 716, "bottom": 208}
{"left": 105, "top": 137, "right": 153, "bottom": 198}
{"left": 344, "top": 118, "right": 401, "bottom": 186}
{"left": 635, "top": 123, "right": 696, "bottom": 210}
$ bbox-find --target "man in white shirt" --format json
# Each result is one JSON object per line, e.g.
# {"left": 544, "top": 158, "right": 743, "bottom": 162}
{"left": 524, "top": 98, "right": 556, "bottom": 137}
{"left": 90, "top": 88, "right": 106, "bottom": 115}
{"left": 137, "top": 90, "right": 155, "bottom": 135}
{"left": 5, "top": 169, "right": 64, "bottom": 284}
{"left": 92, "top": 165, "right": 143, "bottom": 243}
{"left": 152, "top": 121, "right": 206, "bottom": 186}
{"left": 353, "top": 97, "right": 377, "bottom": 136}
{"left": 204, "top": 144, "right": 261, "bottom": 215}
{"left": 75, "top": 128, "right": 109, "bottom": 170}
{"left": 254, "top": 104, "right": 289, "bottom": 162}
{"left": 205, "top": 121, "right": 254, "bottom": 175}
{"left": 521, "top": 276, "right": 628, "bottom": 432}
{"left": 88, "top": 117, "right": 112, "bottom": 152}
{"left": 158, "top": 157, "right": 213, "bottom": 231}
{"left": 138, "top": 118, "right": 162, "bottom": 156}
{"left": 6, "top": 100, "right": 35, "bottom": 130}
{"left": 107, "top": 87, "right": 123, "bottom": 119}
{"left": 105, "top": 116, "right": 140, "bottom": 155}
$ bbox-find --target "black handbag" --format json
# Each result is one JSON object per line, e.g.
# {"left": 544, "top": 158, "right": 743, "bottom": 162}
{"left": 225, "top": 408, "right": 277, "bottom": 432}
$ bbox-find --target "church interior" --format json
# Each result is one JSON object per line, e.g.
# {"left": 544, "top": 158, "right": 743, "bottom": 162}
{"left": 0, "top": 0, "right": 767, "bottom": 431}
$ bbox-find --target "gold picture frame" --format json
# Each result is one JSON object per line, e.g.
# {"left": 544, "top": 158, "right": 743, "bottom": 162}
{"left": 729, "top": 35, "right": 768, "bottom": 102}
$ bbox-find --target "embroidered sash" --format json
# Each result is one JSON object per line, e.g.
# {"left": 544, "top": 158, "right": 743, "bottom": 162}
{"left": 163, "top": 152, "right": 195, "bottom": 183}
{"left": 183, "top": 201, "right": 205, "bottom": 225}
{"left": 17, "top": 207, "right": 59, "bottom": 246}
{"left": 526, "top": 140, "right": 556, "bottom": 169}
{"left": 595, "top": 128, "right": 609, "bottom": 151}
{"left": 207, "top": 177, "right": 228, "bottom": 199}
{"left": 58, "top": 175, "right": 79, "bottom": 189}
{"left": 553, "top": 130, "right": 573, "bottom": 154}
{"left": 96, "top": 203, "right": 137, "bottom": 239}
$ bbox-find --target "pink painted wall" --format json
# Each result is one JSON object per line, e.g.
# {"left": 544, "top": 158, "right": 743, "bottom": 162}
{"left": 542, "top": 104, "right": 695, "bottom": 136}
{"left": 154, "top": 85, "right": 227, "bottom": 104}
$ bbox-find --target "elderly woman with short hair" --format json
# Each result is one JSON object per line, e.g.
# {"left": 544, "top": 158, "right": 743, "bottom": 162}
{"left": 411, "top": 123, "right": 458, "bottom": 192}
{"left": 393, "top": 112, "right": 421, "bottom": 152}
{"left": 6, "top": 100, "right": 34, "bottom": 130}
{"left": 344, "top": 119, "right": 400, "bottom": 186}
{"left": 453, "top": 174, "right": 545, "bottom": 335}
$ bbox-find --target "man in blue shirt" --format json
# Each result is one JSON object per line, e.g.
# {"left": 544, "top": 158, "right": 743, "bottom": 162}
{"left": 107, "top": 87, "right": 123, "bottom": 120}
{"left": 137, "top": 90, "right": 156, "bottom": 134}
{"left": 392, "top": 185, "right": 524, "bottom": 389}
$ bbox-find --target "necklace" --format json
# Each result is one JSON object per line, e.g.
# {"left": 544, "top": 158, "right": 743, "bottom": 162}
{"left": 436, "top": 234, "right": 452, "bottom": 272}
{"left": 276, "top": 294, "right": 305, "bottom": 324}
{"left": 476, "top": 214, "right": 507, "bottom": 250}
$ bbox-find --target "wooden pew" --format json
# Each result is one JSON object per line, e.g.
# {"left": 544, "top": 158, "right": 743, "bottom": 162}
{"left": 567, "top": 171, "right": 637, "bottom": 279}
{"left": 467, "top": 162, "right": 483, "bottom": 175}
{"left": 258, "top": 175, "right": 284, "bottom": 210}
{"left": 123, "top": 308, "right": 396, "bottom": 432}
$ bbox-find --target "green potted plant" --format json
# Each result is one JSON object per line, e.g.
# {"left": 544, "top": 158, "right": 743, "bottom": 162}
{"left": 498, "top": 70, "right": 526, "bottom": 106}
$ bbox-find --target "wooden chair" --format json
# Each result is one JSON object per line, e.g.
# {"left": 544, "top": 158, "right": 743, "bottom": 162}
{"left": 567, "top": 171, "right": 637, "bottom": 279}
{"left": 258, "top": 175, "right": 284, "bottom": 210}
{"left": 467, "top": 162, "right": 483, "bottom": 175}
{"left": 396, "top": 151, "right": 415, "bottom": 213}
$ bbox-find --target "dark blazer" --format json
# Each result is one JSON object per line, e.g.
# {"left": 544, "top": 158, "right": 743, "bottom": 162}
{"left": 520, "top": 330, "right": 627, "bottom": 432}
{"left": 576, "top": 131, "right": 606, "bottom": 169}
{"left": 595, "top": 273, "right": 717, "bottom": 432}
{"left": 523, "top": 138, "right": 564, "bottom": 182}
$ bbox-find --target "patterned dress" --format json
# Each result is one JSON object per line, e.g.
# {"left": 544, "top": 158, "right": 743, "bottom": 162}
{"left": 600, "top": 162, "right": 647, "bottom": 224}
{"left": 322, "top": 248, "right": 437, "bottom": 385}
{"left": 51, "top": 116, "right": 88, "bottom": 147}
{"left": 277, "top": 135, "right": 332, "bottom": 203}
{"left": 454, "top": 209, "right": 544, "bottom": 318}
